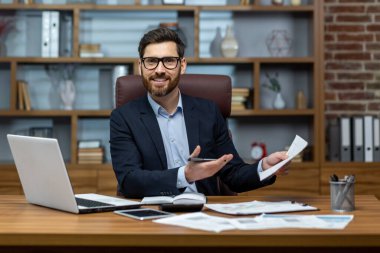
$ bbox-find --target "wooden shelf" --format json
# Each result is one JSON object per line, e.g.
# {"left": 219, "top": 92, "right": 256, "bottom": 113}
{"left": 322, "top": 162, "right": 380, "bottom": 169}
{"left": 0, "top": 3, "right": 315, "bottom": 12}
{"left": 232, "top": 109, "right": 316, "bottom": 117}
{"left": 0, "top": 110, "right": 111, "bottom": 117}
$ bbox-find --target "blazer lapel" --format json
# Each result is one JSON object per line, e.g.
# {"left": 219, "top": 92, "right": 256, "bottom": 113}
{"left": 182, "top": 95, "right": 200, "bottom": 154}
{"left": 139, "top": 97, "right": 167, "bottom": 170}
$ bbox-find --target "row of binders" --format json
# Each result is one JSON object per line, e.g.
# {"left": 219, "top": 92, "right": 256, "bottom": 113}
{"left": 41, "top": 11, "right": 72, "bottom": 57}
{"left": 328, "top": 115, "right": 380, "bottom": 162}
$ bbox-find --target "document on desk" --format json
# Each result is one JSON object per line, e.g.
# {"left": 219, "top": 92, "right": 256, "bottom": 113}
{"left": 260, "top": 135, "right": 308, "bottom": 181}
{"left": 205, "top": 200, "right": 317, "bottom": 215}
{"left": 230, "top": 214, "right": 354, "bottom": 230}
{"left": 154, "top": 212, "right": 236, "bottom": 233}
{"left": 154, "top": 212, "right": 353, "bottom": 233}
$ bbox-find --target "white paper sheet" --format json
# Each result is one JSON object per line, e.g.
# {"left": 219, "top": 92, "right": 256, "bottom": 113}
{"left": 259, "top": 214, "right": 354, "bottom": 229}
{"left": 154, "top": 212, "right": 236, "bottom": 233}
{"left": 260, "top": 135, "right": 308, "bottom": 181}
{"left": 205, "top": 200, "right": 317, "bottom": 215}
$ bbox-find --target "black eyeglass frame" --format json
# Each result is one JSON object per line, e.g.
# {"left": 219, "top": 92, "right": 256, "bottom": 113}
{"left": 140, "top": 57, "right": 182, "bottom": 70}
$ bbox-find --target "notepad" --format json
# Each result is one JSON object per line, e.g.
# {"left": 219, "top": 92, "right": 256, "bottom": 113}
{"left": 141, "top": 193, "right": 207, "bottom": 205}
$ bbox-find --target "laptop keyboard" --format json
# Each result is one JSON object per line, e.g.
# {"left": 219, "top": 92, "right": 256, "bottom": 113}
{"left": 75, "top": 197, "right": 114, "bottom": 208}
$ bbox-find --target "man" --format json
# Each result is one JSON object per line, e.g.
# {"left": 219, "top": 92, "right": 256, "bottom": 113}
{"left": 110, "top": 27, "right": 289, "bottom": 198}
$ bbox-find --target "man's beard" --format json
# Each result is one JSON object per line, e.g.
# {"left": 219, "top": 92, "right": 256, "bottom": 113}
{"left": 142, "top": 71, "right": 180, "bottom": 97}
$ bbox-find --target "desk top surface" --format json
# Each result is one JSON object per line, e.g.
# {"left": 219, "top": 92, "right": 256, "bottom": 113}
{"left": 0, "top": 195, "right": 380, "bottom": 247}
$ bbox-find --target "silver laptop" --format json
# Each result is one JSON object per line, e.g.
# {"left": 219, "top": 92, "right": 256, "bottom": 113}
{"left": 7, "top": 134, "right": 141, "bottom": 214}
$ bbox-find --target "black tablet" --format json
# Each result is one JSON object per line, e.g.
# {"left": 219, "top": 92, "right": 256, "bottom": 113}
{"left": 114, "top": 208, "right": 174, "bottom": 220}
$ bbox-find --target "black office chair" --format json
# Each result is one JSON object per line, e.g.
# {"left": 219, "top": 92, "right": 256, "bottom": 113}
{"left": 115, "top": 74, "right": 236, "bottom": 196}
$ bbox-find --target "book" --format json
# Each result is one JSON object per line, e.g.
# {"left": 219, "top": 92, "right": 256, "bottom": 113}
{"left": 17, "top": 81, "right": 24, "bottom": 110}
{"left": 20, "top": 81, "right": 32, "bottom": 111}
{"left": 78, "top": 140, "right": 102, "bottom": 149}
{"left": 141, "top": 193, "right": 207, "bottom": 205}
{"left": 78, "top": 147, "right": 104, "bottom": 153}
{"left": 79, "top": 52, "right": 104, "bottom": 58}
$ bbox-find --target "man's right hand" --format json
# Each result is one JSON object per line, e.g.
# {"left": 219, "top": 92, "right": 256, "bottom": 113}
{"left": 184, "top": 145, "right": 233, "bottom": 183}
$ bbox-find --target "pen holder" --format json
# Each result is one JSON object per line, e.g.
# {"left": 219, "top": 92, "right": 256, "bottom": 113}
{"left": 330, "top": 179, "right": 355, "bottom": 212}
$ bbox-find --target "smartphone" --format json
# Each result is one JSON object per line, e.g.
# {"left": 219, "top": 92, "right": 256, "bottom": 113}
{"left": 114, "top": 208, "right": 174, "bottom": 220}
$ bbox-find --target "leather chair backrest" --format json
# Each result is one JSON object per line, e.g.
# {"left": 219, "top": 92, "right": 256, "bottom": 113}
{"left": 116, "top": 74, "right": 231, "bottom": 119}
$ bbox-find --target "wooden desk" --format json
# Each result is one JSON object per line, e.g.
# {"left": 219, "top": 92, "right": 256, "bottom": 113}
{"left": 0, "top": 195, "right": 380, "bottom": 253}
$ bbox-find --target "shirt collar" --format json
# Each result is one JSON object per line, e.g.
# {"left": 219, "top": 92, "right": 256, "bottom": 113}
{"left": 147, "top": 92, "right": 183, "bottom": 117}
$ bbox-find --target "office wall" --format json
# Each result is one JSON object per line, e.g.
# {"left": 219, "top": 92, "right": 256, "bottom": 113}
{"left": 324, "top": 1, "right": 380, "bottom": 119}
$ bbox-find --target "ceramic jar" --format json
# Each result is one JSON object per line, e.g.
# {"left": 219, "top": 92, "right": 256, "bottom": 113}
{"left": 273, "top": 92, "right": 286, "bottom": 109}
{"left": 221, "top": 25, "right": 239, "bottom": 58}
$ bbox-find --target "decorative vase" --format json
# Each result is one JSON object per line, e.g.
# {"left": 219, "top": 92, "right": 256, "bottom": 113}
{"left": 60, "top": 79, "right": 76, "bottom": 110}
{"left": 272, "top": 0, "right": 284, "bottom": 5}
{"left": 265, "top": 29, "right": 293, "bottom": 57}
{"left": 296, "top": 90, "right": 306, "bottom": 109}
{"left": 209, "top": 26, "right": 223, "bottom": 57}
{"left": 221, "top": 25, "right": 239, "bottom": 58}
{"left": 273, "top": 92, "right": 286, "bottom": 109}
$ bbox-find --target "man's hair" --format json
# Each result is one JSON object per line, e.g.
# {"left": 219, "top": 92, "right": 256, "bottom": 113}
{"left": 138, "top": 27, "right": 185, "bottom": 58}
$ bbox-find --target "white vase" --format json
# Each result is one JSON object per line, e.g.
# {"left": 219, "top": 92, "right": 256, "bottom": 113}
{"left": 221, "top": 25, "right": 239, "bottom": 58}
{"left": 60, "top": 79, "right": 76, "bottom": 110}
{"left": 273, "top": 92, "right": 286, "bottom": 109}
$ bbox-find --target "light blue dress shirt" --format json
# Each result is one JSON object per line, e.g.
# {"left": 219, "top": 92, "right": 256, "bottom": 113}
{"left": 148, "top": 93, "right": 197, "bottom": 192}
{"left": 147, "top": 93, "right": 265, "bottom": 193}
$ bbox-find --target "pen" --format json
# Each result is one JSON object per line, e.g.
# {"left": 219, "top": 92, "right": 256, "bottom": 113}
{"left": 188, "top": 157, "right": 217, "bottom": 162}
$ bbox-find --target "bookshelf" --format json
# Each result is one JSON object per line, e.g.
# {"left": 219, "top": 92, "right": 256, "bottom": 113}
{"left": 0, "top": 0, "right": 323, "bottom": 196}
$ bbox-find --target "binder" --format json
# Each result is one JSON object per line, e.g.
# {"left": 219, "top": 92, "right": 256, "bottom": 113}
{"left": 59, "top": 13, "right": 72, "bottom": 57}
{"left": 41, "top": 11, "right": 60, "bottom": 57}
{"left": 340, "top": 117, "right": 351, "bottom": 162}
{"left": 364, "top": 115, "right": 374, "bottom": 162}
{"left": 373, "top": 117, "right": 380, "bottom": 162}
{"left": 49, "top": 11, "right": 60, "bottom": 57}
{"left": 41, "top": 11, "right": 51, "bottom": 57}
{"left": 328, "top": 119, "right": 340, "bottom": 161}
{"left": 352, "top": 116, "right": 364, "bottom": 162}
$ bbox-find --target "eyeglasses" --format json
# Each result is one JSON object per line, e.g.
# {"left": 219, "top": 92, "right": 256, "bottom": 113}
{"left": 141, "top": 57, "right": 181, "bottom": 70}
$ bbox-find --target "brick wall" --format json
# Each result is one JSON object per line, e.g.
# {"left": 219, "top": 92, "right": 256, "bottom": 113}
{"left": 324, "top": 0, "right": 380, "bottom": 118}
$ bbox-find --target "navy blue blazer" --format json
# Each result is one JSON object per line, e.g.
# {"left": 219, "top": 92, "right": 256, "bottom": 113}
{"left": 110, "top": 94, "right": 275, "bottom": 198}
